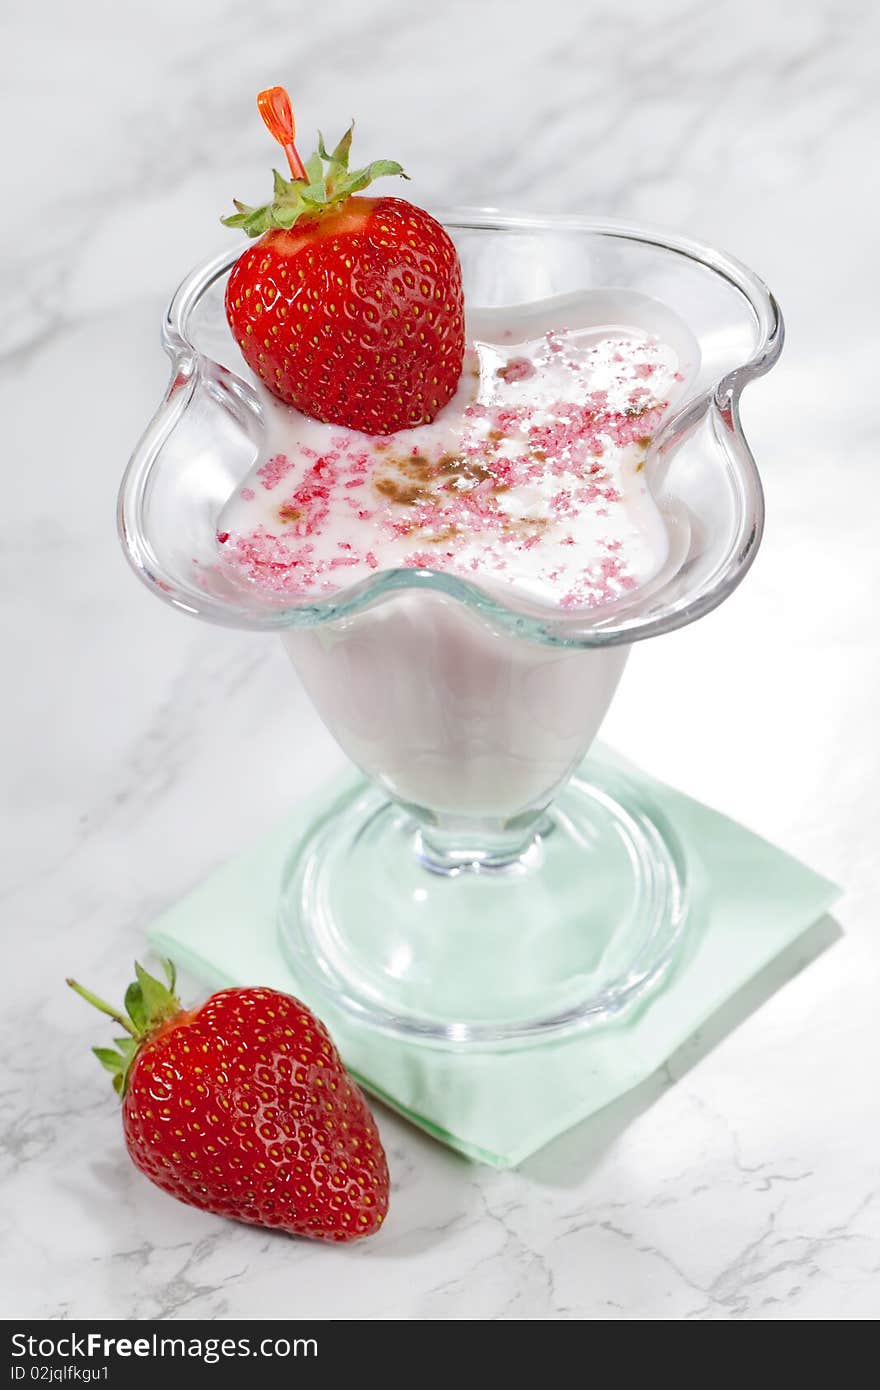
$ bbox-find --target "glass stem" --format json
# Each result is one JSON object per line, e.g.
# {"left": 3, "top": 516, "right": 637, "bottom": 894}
{"left": 414, "top": 809, "right": 551, "bottom": 875}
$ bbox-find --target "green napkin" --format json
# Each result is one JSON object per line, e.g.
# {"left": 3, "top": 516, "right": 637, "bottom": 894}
{"left": 148, "top": 746, "right": 840, "bottom": 1167}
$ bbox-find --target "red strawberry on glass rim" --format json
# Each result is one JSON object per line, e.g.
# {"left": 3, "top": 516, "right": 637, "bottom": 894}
{"left": 67, "top": 961, "right": 389, "bottom": 1242}
{"left": 222, "top": 85, "right": 465, "bottom": 435}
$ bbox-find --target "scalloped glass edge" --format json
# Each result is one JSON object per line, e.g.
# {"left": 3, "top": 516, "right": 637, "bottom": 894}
{"left": 118, "top": 209, "right": 783, "bottom": 648}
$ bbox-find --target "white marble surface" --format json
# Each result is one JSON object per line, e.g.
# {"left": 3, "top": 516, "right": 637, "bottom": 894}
{"left": 2, "top": 0, "right": 879, "bottom": 1321}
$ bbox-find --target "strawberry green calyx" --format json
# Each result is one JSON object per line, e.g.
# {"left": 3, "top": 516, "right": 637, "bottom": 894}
{"left": 222, "top": 124, "right": 407, "bottom": 238}
{"left": 67, "top": 960, "right": 182, "bottom": 1097}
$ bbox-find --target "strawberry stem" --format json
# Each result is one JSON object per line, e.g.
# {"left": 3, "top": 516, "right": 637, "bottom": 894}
{"left": 257, "top": 86, "right": 307, "bottom": 181}
{"left": 66, "top": 978, "right": 140, "bottom": 1037}
{"left": 283, "top": 140, "right": 308, "bottom": 182}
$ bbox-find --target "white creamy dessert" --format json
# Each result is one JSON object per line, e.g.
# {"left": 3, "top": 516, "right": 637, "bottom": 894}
{"left": 217, "top": 293, "right": 689, "bottom": 612}
{"left": 218, "top": 291, "right": 696, "bottom": 824}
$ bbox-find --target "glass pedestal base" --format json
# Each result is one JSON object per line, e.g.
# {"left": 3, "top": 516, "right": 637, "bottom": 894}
{"left": 279, "top": 764, "right": 688, "bottom": 1048}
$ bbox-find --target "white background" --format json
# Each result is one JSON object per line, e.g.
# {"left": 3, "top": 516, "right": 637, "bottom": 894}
{"left": 2, "top": 0, "right": 878, "bottom": 1318}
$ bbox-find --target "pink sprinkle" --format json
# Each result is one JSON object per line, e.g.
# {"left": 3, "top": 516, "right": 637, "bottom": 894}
{"left": 217, "top": 328, "right": 675, "bottom": 609}
{"left": 257, "top": 454, "right": 294, "bottom": 491}
{"left": 496, "top": 356, "right": 535, "bottom": 384}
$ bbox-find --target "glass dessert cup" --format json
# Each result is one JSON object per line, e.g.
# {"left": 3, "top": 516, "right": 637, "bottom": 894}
{"left": 120, "top": 211, "right": 782, "bottom": 1048}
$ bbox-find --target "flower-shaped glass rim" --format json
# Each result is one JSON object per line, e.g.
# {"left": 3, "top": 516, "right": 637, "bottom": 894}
{"left": 118, "top": 209, "right": 783, "bottom": 649}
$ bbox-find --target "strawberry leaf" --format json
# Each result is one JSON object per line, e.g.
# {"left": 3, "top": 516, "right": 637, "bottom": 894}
{"left": 365, "top": 159, "right": 406, "bottom": 180}
{"left": 336, "top": 168, "right": 371, "bottom": 197}
{"left": 134, "top": 961, "right": 180, "bottom": 1027}
{"left": 330, "top": 125, "right": 354, "bottom": 168}
{"left": 301, "top": 179, "right": 327, "bottom": 206}
{"left": 272, "top": 202, "right": 301, "bottom": 230}
{"left": 304, "top": 151, "right": 323, "bottom": 185}
{"left": 125, "top": 981, "right": 146, "bottom": 1030}
{"left": 93, "top": 1047, "right": 124, "bottom": 1075}
{"left": 242, "top": 207, "right": 273, "bottom": 235}
{"left": 94, "top": 1035, "right": 140, "bottom": 1096}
